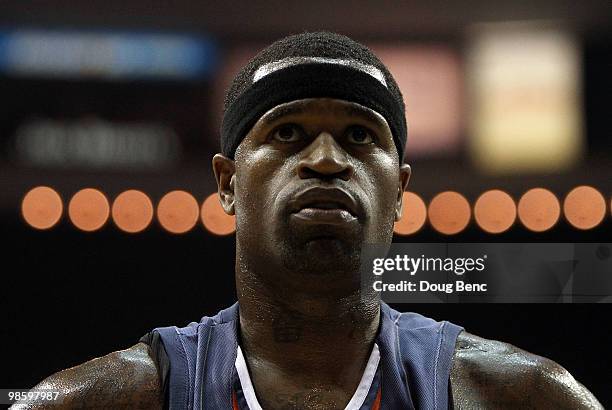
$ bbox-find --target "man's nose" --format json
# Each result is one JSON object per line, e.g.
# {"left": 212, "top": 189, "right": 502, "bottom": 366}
{"left": 297, "top": 132, "right": 354, "bottom": 181}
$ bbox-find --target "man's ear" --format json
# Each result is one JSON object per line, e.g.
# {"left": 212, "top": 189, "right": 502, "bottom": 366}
{"left": 212, "top": 153, "right": 236, "bottom": 215}
{"left": 394, "top": 163, "right": 412, "bottom": 221}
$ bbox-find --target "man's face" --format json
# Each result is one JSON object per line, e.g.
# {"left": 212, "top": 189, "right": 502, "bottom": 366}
{"left": 214, "top": 98, "right": 410, "bottom": 288}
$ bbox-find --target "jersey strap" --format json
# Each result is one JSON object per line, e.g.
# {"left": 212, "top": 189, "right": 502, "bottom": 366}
{"left": 378, "top": 303, "right": 464, "bottom": 409}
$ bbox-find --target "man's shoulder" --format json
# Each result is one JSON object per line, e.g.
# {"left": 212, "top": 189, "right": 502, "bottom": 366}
{"left": 12, "top": 343, "right": 162, "bottom": 409}
{"left": 451, "top": 331, "right": 602, "bottom": 409}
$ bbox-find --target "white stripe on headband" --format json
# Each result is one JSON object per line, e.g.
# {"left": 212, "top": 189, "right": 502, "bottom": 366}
{"left": 252, "top": 57, "right": 388, "bottom": 88}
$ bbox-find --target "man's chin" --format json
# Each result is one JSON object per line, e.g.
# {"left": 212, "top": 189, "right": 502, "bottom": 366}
{"left": 305, "top": 235, "right": 352, "bottom": 258}
{"left": 281, "top": 234, "right": 362, "bottom": 276}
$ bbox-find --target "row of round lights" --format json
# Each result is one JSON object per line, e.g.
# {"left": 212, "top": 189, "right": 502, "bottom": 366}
{"left": 22, "top": 187, "right": 235, "bottom": 235}
{"left": 22, "top": 186, "right": 610, "bottom": 236}
{"left": 395, "top": 186, "right": 609, "bottom": 235}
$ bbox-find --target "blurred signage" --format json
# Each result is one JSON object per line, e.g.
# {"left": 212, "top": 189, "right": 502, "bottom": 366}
{"left": 467, "top": 23, "right": 584, "bottom": 174}
{"left": 0, "top": 29, "right": 218, "bottom": 80}
{"left": 13, "top": 118, "right": 182, "bottom": 170}
{"left": 370, "top": 45, "right": 463, "bottom": 158}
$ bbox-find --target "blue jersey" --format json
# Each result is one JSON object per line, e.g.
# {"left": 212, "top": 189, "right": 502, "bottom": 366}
{"left": 150, "top": 302, "right": 463, "bottom": 409}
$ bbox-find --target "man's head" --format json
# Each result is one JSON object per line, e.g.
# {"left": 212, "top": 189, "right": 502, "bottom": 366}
{"left": 213, "top": 32, "right": 410, "bottom": 290}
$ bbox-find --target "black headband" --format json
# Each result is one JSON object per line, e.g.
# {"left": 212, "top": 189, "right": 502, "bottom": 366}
{"left": 221, "top": 62, "right": 407, "bottom": 161}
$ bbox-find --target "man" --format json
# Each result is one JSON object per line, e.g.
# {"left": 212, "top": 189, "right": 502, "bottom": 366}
{"left": 17, "top": 32, "right": 602, "bottom": 409}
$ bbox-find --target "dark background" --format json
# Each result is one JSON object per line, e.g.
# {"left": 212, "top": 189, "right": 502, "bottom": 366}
{"left": 1, "top": 0, "right": 611, "bottom": 407}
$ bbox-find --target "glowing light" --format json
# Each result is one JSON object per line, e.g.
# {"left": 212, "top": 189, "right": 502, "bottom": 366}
{"left": 394, "top": 192, "right": 427, "bottom": 235}
{"left": 157, "top": 190, "right": 199, "bottom": 234}
{"left": 517, "top": 188, "right": 560, "bottom": 232}
{"left": 428, "top": 191, "right": 471, "bottom": 235}
{"left": 21, "top": 186, "right": 63, "bottom": 230}
{"left": 563, "top": 186, "right": 606, "bottom": 230}
{"left": 474, "top": 190, "right": 516, "bottom": 234}
{"left": 200, "top": 193, "right": 236, "bottom": 235}
{"left": 68, "top": 188, "right": 110, "bottom": 232}
{"left": 112, "top": 190, "right": 154, "bottom": 233}
{"left": 467, "top": 24, "right": 583, "bottom": 174}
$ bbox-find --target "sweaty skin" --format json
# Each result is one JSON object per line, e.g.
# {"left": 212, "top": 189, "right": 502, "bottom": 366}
{"left": 12, "top": 343, "right": 162, "bottom": 409}
{"left": 14, "top": 334, "right": 603, "bottom": 409}
{"left": 16, "top": 99, "right": 603, "bottom": 409}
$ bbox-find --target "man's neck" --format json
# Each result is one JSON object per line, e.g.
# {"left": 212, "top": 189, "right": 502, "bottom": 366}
{"left": 235, "top": 256, "right": 380, "bottom": 408}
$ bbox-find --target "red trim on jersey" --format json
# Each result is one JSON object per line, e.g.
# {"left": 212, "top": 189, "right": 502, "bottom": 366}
{"left": 371, "top": 387, "right": 382, "bottom": 410}
{"left": 232, "top": 390, "right": 240, "bottom": 410}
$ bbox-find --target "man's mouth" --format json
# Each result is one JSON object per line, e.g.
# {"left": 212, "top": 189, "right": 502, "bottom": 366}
{"left": 288, "top": 187, "right": 361, "bottom": 225}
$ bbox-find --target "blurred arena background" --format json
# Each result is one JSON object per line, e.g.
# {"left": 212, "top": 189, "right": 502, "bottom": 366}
{"left": 1, "top": 0, "right": 611, "bottom": 405}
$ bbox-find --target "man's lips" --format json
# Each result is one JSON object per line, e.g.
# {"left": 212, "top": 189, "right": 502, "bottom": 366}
{"left": 288, "top": 186, "right": 362, "bottom": 224}
{"left": 291, "top": 207, "right": 356, "bottom": 225}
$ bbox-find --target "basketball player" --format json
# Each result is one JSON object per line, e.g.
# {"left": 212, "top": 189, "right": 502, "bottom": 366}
{"left": 15, "top": 32, "right": 602, "bottom": 409}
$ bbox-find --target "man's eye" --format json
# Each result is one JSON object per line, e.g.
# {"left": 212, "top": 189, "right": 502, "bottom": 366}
{"left": 271, "top": 124, "right": 303, "bottom": 142}
{"left": 346, "top": 126, "right": 375, "bottom": 144}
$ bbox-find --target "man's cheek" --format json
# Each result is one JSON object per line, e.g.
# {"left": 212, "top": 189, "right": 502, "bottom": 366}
{"left": 369, "top": 183, "right": 398, "bottom": 220}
